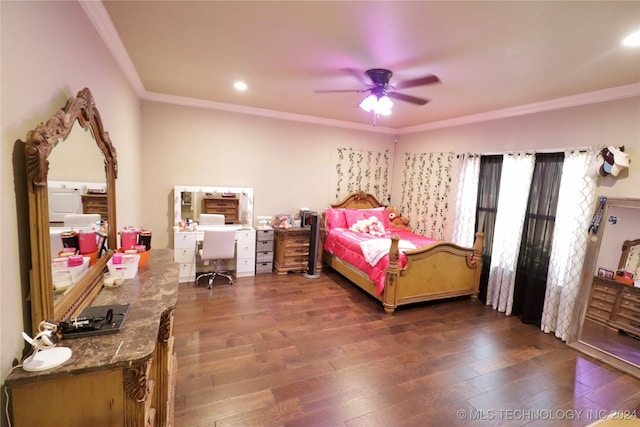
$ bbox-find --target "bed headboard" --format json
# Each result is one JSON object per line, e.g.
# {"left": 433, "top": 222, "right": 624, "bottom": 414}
{"left": 330, "top": 191, "right": 385, "bottom": 209}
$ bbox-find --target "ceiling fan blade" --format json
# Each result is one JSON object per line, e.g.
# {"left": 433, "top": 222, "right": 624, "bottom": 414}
{"left": 387, "top": 91, "right": 430, "bottom": 105}
{"left": 393, "top": 74, "right": 440, "bottom": 90}
{"left": 341, "top": 68, "right": 369, "bottom": 85}
{"left": 314, "top": 89, "right": 367, "bottom": 94}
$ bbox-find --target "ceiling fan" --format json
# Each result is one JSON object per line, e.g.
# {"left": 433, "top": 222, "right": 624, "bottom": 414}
{"left": 315, "top": 68, "right": 440, "bottom": 106}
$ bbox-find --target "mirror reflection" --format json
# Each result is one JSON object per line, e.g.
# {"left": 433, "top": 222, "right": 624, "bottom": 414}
{"left": 576, "top": 200, "right": 640, "bottom": 372}
{"left": 22, "top": 88, "right": 118, "bottom": 330}
{"left": 47, "top": 124, "right": 109, "bottom": 300}
{"left": 174, "top": 185, "right": 254, "bottom": 229}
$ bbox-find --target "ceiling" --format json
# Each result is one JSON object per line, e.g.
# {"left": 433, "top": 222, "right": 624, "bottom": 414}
{"left": 99, "top": 1, "right": 640, "bottom": 131}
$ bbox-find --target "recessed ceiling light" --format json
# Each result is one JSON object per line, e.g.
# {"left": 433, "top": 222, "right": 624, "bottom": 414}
{"left": 234, "top": 81, "right": 248, "bottom": 91}
{"left": 622, "top": 30, "right": 640, "bottom": 47}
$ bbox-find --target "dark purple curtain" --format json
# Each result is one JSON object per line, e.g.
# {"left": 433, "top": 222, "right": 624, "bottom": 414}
{"left": 475, "top": 155, "right": 503, "bottom": 303}
{"left": 511, "top": 152, "right": 564, "bottom": 325}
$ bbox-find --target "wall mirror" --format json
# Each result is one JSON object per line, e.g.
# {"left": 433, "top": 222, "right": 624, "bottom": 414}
{"left": 569, "top": 197, "right": 640, "bottom": 377}
{"left": 173, "top": 185, "right": 253, "bottom": 229}
{"left": 23, "top": 88, "right": 117, "bottom": 332}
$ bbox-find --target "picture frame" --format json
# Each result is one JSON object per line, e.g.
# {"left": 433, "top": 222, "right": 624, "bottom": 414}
{"left": 96, "top": 231, "right": 108, "bottom": 258}
{"left": 597, "top": 268, "right": 615, "bottom": 279}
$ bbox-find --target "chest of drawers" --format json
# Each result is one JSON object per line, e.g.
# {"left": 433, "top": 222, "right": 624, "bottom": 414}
{"left": 586, "top": 276, "right": 640, "bottom": 337}
{"left": 202, "top": 197, "right": 239, "bottom": 224}
{"left": 81, "top": 193, "right": 108, "bottom": 218}
{"left": 255, "top": 228, "right": 274, "bottom": 274}
{"left": 273, "top": 228, "right": 322, "bottom": 275}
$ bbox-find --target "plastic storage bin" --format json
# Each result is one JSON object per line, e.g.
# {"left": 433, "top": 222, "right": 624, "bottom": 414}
{"left": 107, "top": 254, "right": 140, "bottom": 279}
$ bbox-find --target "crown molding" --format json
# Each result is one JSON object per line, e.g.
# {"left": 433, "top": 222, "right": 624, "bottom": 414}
{"left": 80, "top": 1, "right": 145, "bottom": 96}
{"left": 142, "top": 92, "right": 398, "bottom": 134}
{"left": 398, "top": 83, "right": 640, "bottom": 135}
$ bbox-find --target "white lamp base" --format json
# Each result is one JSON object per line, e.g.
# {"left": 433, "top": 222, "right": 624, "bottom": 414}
{"left": 22, "top": 347, "right": 72, "bottom": 372}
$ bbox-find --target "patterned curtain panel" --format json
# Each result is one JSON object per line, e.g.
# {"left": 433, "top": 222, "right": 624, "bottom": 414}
{"left": 486, "top": 153, "right": 535, "bottom": 314}
{"left": 334, "top": 148, "right": 391, "bottom": 203}
{"left": 452, "top": 154, "right": 480, "bottom": 247}
{"left": 399, "top": 152, "right": 455, "bottom": 240}
{"left": 541, "top": 149, "right": 597, "bottom": 341}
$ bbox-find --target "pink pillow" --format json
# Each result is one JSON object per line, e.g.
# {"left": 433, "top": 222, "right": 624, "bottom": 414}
{"left": 324, "top": 208, "right": 346, "bottom": 230}
{"left": 344, "top": 208, "right": 390, "bottom": 229}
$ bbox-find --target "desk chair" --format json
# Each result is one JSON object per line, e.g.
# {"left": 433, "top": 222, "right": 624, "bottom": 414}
{"left": 195, "top": 228, "right": 236, "bottom": 288}
{"left": 63, "top": 214, "right": 101, "bottom": 227}
{"left": 199, "top": 214, "right": 225, "bottom": 225}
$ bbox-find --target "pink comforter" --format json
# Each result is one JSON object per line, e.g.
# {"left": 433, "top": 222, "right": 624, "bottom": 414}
{"left": 324, "top": 227, "right": 438, "bottom": 295}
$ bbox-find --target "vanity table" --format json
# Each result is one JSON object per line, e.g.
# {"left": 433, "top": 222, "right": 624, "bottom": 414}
{"left": 6, "top": 249, "right": 179, "bottom": 427}
{"left": 173, "top": 185, "right": 256, "bottom": 282}
{"left": 174, "top": 225, "right": 256, "bottom": 282}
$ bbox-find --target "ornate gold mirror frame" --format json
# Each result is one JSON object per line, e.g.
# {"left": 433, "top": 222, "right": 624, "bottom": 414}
{"left": 23, "top": 88, "right": 117, "bottom": 332}
{"left": 619, "top": 238, "right": 640, "bottom": 276}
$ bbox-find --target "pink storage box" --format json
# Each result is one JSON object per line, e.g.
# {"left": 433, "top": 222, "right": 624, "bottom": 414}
{"left": 67, "top": 255, "right": 84, "bottom": 267}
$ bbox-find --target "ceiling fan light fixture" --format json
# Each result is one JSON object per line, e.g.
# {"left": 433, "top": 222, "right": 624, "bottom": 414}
{"left": 359, "top": 94, "right": 378, "bottom": 112}
{"left": 376, "top": 95, "right": 393, "bottom": 116}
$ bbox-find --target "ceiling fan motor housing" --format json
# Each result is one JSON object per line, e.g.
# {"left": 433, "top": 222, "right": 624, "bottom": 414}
{"left": 366, "top": 69, "right": 393, "bottom": 87}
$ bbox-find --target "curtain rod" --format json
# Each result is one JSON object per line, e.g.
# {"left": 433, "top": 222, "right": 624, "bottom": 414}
{"left": 456, "top": 147, "right": 593, "bottom": 158}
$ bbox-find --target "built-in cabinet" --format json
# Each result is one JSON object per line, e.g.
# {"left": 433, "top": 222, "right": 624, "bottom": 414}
{"left": 6, "top": 249, "right": 179, "bottom": 426}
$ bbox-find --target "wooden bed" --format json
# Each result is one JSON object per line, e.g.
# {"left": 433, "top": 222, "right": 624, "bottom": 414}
{"left": 322, "top": 191, "right": 484, "bottom": 314}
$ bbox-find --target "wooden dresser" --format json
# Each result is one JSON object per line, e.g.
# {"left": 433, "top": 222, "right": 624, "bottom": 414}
{"left": 6, "top": 249, "right": 179, "bottom": 427}
{"left": 586, "top": 276, "right": 640, "bottom": 338}
{"left": 273, "top": 227, "right": 322, "bottom": 275}
{"left": 81, "top": 193, "right": 108, "bottom": 218}
{"left": 202, "top": 197, "right": 239, "bottom": 224}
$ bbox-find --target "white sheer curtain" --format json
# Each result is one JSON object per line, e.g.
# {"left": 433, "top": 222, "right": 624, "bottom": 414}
{"left": 541, "top": 149, "right": 597, "bottom": 341}
{"left": 452, "top": 154, "right": 480, "bottom": 247}
{"left": 486, "top": 153, "right": 535, "bottom": 314}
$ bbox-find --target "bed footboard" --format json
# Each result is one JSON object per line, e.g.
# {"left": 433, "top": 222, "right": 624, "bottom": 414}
{"left": 382, "top": 232, "right": 484, "bottom": 314}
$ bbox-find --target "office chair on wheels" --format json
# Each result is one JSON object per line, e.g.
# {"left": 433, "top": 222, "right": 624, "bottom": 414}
{"left": 195, "top": 228, "right": 236, "bottom": 288}
{"left": 199, "top": 214, "right": 225, "bottom": 225}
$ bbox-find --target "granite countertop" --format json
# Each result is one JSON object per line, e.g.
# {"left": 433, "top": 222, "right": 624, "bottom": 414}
{"left": 6, "top": 248, "right": 179, "bottom": 386}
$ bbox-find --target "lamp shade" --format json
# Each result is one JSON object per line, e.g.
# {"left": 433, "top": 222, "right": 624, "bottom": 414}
{"left": 359, "top": 94, "right": 378, "bottom": 112}
{"left": 359, "top": 93, "right": 393, "bottom": 116}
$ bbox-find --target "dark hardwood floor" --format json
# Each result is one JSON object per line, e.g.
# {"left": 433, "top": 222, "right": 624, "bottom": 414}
{"left": 173, "top": 270, "right": 640, "bottom": 427}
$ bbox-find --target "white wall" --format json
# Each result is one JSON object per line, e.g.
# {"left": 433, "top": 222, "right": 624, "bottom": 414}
{"left": 0, "top": 0, "right": 141, "bottom": 398}
{"left": 140, "top": 101, "right": 395, "bottom": 249}
{"left": 395, "top": 97, "right": 640, "bottom": 199}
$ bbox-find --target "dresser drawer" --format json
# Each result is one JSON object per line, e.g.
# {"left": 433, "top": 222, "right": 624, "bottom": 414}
{"left": 621, "top": 289, "right": 640, "bottom": 305}
{"left": 174, "top": 248, "right": 195, "bottom": 263}
{"left": 618, "top": 297, "right": 640, "bottom": 314}
{"left": 236, "top": 258, "right": 255, "bottom": 276}
{"left": 178, "top": 262, "right": 195, "bottom": 280}
{"left": 256, "top": 262, "right": 273, "bottom": 274}
{"left": 174, "top": 232, "right": 196, "bottom": 249}
{"left": 256, "top": 229, "right": 274, "bottom": 241}
{"left": 237, "top": 229, "right": 256, "bottom": 244}
{"left": 592, "top": 289, "right": 618, "bottom": 304}
{"left": 256, "top": 240, "right": 273, "bottom": 252}
{"left": 587, "top": 303, "right": 614, "bottom": 320}
{"left": 238, "top": 245, "right": 256, "bottom": 260}
{"left": 257, "top": 251, "right": 273, "bottom": 263}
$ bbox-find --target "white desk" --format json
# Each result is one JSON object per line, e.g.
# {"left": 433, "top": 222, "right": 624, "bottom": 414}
{"left": 173, "top": 225, "right": 256, "bottom": 282}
